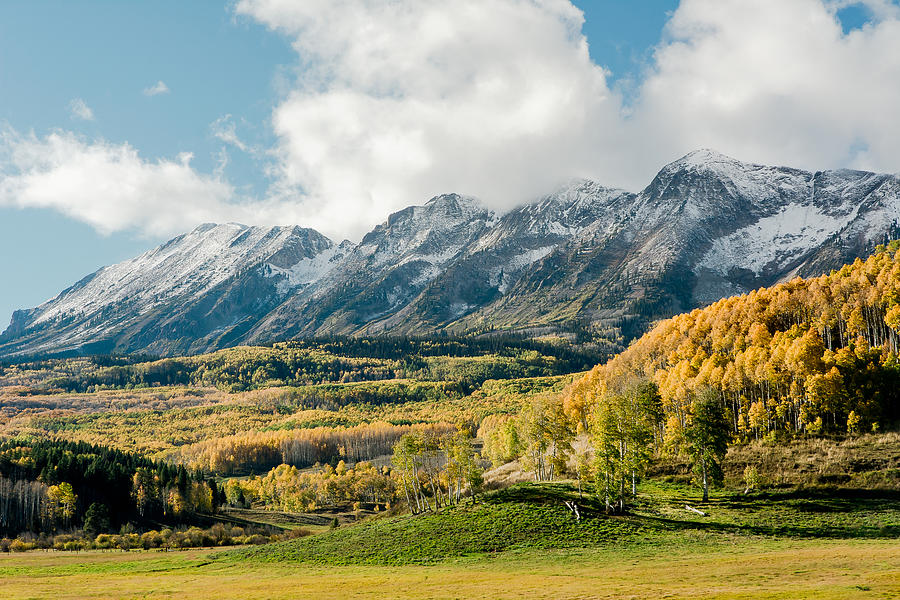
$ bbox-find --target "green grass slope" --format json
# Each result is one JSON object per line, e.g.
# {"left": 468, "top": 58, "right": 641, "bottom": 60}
{"left": 223, "top": 481, "right": 900, "bottom": 566}
{"left": 225, "top": 484, "right": 648, "bottom": 565}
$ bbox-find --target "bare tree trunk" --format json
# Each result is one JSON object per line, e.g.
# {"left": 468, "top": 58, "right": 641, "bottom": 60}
{"left": 701, "top": 456, "right": 709, "bottom": 502}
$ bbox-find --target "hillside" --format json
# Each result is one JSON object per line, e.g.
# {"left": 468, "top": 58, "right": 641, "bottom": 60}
{"left": 564, "top": 240, "right": 900, "bottom": 443}
{"left": 1, "top": 245, "right": 899, "bottom": 596}
{"left": 4, "top": 151, "right": 900, "bottom": 357}
{"left": 227, "top": 480, "right": 900, "bottom": 565}
{"left": 0, "top": 338, "right": 578, "bottom": 467}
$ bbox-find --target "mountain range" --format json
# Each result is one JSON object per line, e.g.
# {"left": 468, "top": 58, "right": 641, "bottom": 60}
{"left": 3, "top": 149, "right": 899, "bottom": 357}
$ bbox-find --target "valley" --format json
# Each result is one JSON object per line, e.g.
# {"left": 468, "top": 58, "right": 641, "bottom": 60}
{"left": 5, "top": 1, "right": 899, "bottom": 597}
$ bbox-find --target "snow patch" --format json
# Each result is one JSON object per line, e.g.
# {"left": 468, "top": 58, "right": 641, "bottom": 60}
{"left": 507, "top": 246, "right": 555, "bottom": 271}
{"left": 267, "top": 244, "right": 346, "bottom": 294}
{"left": 490, "top": 245, "right": 556, "bottom": 294}
{"left": 697, "top": 202, "right": 859, "bottom": 276}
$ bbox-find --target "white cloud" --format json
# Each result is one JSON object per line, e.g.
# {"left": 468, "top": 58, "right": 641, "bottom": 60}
{"left": 233, "top": 0, "right": 900, "bottom": 240}
{"left": 68, "top": 98, "right": 94, "bottom": 121}
{"left": 235, "top": 0, "right": 625, "bottom": 239}
{"left": 0, "top": 128, "right": 311, "bottom": 237}
{"left": 143, "top": 80, "right": 170, "bottom": 96}
{"left": 211, "top": 114, "right": 249, "bottom": 152}
{"left": 6, "top": 1, "right": 900, "bottom": 244}
{"left": 630, "top": 0, "right": 900, "bottom": 176}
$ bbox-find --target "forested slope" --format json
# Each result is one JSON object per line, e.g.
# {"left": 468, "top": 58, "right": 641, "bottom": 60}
{"left": 564, "top": 242, "right": 900, "bottom": 443}
{"left": 3, "top": 336, "right": 602, "bottom": 394}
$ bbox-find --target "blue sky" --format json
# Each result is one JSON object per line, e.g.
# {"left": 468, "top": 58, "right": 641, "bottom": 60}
{"left": 0, "top": 0, "right": 897, "bottom": 329}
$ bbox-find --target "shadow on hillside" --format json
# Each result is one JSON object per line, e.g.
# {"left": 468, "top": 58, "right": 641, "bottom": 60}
{"left": 630, "top": 488, "right": 900, "bottom": 540}
{"left": 483, "top": 482, "right": 609, "bottom": 513}
{"left": 483, "top": 482, "right": 900, "bottom": 540}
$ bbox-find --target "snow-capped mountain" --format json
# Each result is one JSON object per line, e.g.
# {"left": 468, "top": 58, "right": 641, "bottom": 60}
{"left": 246, "top": 193, "right": 497, "bottom": 339}
{"left": 0, "top": 223, "right": 340, "bottom": 355}
{"left": 3, "top": 150, "right": 900, "bottom": 356}
{"left": 341, "top": 181, "right": 635, "bottom": 336}
{"left": 459, "top": 150, "right": 900, "bottom": 338}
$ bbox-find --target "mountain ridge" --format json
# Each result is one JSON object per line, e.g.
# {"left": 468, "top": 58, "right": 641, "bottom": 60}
{"left": 3, "top": 150, "right": 900, "bottom": 357}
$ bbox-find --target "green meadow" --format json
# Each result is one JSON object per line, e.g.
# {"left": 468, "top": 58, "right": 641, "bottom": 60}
{"left": 3, "top": 480, "right": 898, "bottom": 599}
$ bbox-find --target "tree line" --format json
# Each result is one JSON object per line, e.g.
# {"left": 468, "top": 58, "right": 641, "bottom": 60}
{"left": 0, "top": 440, "right": 219, "bottom": 535}
{"left": 166, "top": 421, "right": 457, "bottom": 476}
{"left": 32, "top": 336, "right": 607, "bottom": 394}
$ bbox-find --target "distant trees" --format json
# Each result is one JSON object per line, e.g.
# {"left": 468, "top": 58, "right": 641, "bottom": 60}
{"left": 169, "top": 422, "right": 457, "bottom": 476}
{"left": 227, "top": 460, "right": 397, "bottom": 512}
{"left": 480, "top": 395, "right": 574, "bottom": 483}
{"left": 517, "top": 395, "right": 574, "bottom": 482}
{"left": 480, "top": 414, "right": 523, "bottom": 468}
{"left": 40, "top": 336, "right": 606, "bottom": 394}
{"left": 0, "top": 477, "right": 49, "bottom": 533}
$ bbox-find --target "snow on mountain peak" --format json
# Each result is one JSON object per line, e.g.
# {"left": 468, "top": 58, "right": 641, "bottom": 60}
{"left": 424, "top": 193, "right": 483, "bottom": 212}
{"left": 30, "top": 224, "right": 334, "bottom": 327}
{"left": 6, "top": 151, "right": 900, "bottom": 357}
{"left": 668, "top": 149, "right": 741, "bottom": 170}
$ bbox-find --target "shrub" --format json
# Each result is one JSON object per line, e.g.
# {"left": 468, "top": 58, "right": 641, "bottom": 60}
{"left": 743, "top": 465, "right": 761, "bottom": 492}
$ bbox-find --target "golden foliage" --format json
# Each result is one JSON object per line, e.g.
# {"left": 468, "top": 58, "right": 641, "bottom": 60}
{"left": 564, "top": 242, "right": 900, "bottom": 441}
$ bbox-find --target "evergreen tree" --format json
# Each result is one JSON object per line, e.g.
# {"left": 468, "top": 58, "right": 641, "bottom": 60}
{"left": 83, "top": 502, "right": 110, "bottom": 537}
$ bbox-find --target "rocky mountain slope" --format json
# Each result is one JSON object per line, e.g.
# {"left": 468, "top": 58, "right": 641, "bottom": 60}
{"left": 3, "top": 150, "right": 899, "bottom": 356}
{"left": 0, "top": 223, "right": 341, "bottom": 355}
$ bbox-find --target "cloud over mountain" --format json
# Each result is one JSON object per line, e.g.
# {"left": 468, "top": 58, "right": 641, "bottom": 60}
{"left": 235, "top": 0, "right": 900, "bottom": 239}
{"left": 2, "top": 1, "right": 899, "bottom": 240}
{"left": 0, "top": 130, "right": 312, "bottom": 237}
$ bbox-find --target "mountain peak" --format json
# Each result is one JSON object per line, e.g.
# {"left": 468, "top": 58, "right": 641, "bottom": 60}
{"left": 423, "top": 193, "right": 485, "bottom": 214}
{"left": 190, "top": 222, "right": 248, "bottom": 234}
{"left": 666, "top": 148, "right": 742, "bottom": 171}
{"left": 5, "top": 153, "right": 900, "bottom": 357}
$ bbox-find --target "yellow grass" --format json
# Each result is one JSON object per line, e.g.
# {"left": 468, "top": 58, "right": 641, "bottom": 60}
{"left": 1, "top": 537, "right": 898, "bottom": 600}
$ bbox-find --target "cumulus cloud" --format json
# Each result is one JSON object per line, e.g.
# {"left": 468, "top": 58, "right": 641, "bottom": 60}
{"left": 233, "top": 0, "right": 900, "bottom": 240}
{"left": 6, "top": 1, "right": 900, "bottom": 243}
{"left": 0, "top": 129, "right": 310, "bottom": 237}
{"left": 235, "top": 0, "right": 625, "bottom": 239}
{"left": 143, "top": 80, "right": 170, "bottom": 96}
{"left": 68, "top": 98, "right": 94, "bottom": 121}
{"left": 632, "top": 0, "right": 900, "bottom": 175}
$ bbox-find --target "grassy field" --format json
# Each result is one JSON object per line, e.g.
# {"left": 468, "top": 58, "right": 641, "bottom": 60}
{"left": 2, "top": 481, "right": 899, "bottom": 598}
{"left": 1, "top": 537, "right": 898, "bottom": 599}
